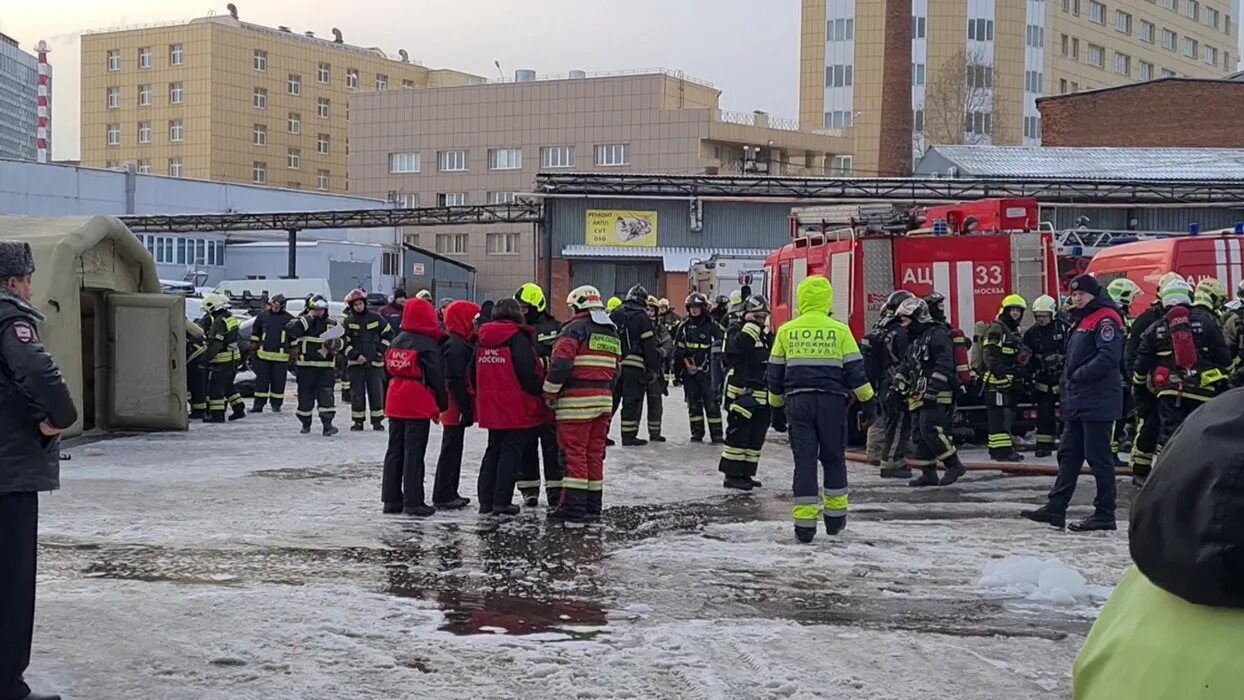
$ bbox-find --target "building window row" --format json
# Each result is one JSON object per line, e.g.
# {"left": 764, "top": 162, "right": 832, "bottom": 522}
{"left": 107, "top": 45, "right": 182, "bottom": 71}
{"left": 912, "top": 63, "right": 925, "bottom": 86}
{"left": 825, "top": 64, "right": 854, "bottom": 88}
{"left": 827, "top": 18, "right": 855, "bottom": 41}
{"left": 387, "top": 144, "right": 622, "bottom": 174}
{"left": 486, "top": 232, "right": 519, "bottom": 255}
{"left": 1023, "top": 116, "right": 1042, "bottom": 140}
{"left": 1026, "top": 24, "right": 1045, "bottom": 48}
{"left": 437, "top": 192, "right": 467, "bottom": 207}
{"left": 914, "top": 16, "right": 927, "bottom": 39}
{"left": 140, "top": 235, "right": 225, "bottom": 266}
{"left": 965, "top": 111, "right": 993, "bottom": 137}
{"left": 967, "top": 18, "right": 995, "bottom": 42}
{"left": 436, "top": 233, "right": 468, "bottom": 255}
{"left": 968, "top": 64, "right": 994, "bottom": 90}
{"left": 824, "top": 110, "right": 854, "bottom": 129}
{"left": 540, "top": 145, "right": 575, "bottom": 168}
{"left": 829, "top": 155, "right": 853, "bottom": 176}
{"left": 1024, "top": 70, "right": 1043, "bottom": 93}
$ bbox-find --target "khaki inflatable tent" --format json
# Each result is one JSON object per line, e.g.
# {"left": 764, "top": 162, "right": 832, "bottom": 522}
{"left": 0, "top": 216, "right": 188, "bottom": 436}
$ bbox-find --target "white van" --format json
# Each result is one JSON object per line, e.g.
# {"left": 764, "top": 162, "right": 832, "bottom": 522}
{"left": 213, "top": 278, "right": 332, "bottom": 301}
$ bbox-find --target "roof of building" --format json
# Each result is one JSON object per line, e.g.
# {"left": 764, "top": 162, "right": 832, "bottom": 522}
{"left": 560, "top": 245, "right": 771, "bottom": 272}
{"left": 1036, "top": 76, "right": 1244, "bottom": 103}
{"left": 916, "top": 146, "right": 1244, "bottom": 181}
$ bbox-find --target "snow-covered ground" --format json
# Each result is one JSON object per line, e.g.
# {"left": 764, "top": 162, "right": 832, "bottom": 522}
{"left": 27, "top": 395, "right": 1133, "bottom": 699}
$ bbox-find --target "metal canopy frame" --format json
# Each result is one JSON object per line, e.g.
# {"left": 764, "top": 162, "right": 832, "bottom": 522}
{"left": 533, "top": 172, "right": 1244, "bottom": 205}
{"left": 119, "top": 202, "right": 544, "bottom": 233}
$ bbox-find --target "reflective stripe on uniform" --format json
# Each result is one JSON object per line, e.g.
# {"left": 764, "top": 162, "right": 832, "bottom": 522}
{"left": 823, "top": 488, "right": 848, "bottom": 517}
{"left": 621, "top": 356, "right": 647, "bottom": 370}
{"left": 987, "top": 433, "right": 1014, "bottom": 449}
{"left": 563, "top": 477, "right": 590, "bottom": 491}
{"left": 792, "top": 496, "right": 820, "bottom": 526}
{"left": 573, "top": 356, "right": 618, "bottom": 368}
{"left": 516, "top": 480, "right": 542, "bottom": 489}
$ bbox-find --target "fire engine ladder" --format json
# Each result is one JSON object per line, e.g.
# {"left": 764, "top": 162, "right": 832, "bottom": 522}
{"left": 1053, "top": 228, "right": 1209, "bottom": 257}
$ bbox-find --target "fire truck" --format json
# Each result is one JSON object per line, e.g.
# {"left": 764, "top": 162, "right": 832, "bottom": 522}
{"left": 766, "top": 199, "right": 1060, "bottom": 444}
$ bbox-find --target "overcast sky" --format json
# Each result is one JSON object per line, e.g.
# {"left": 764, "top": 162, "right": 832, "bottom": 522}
{"left": 0, "top": 0, "right": 801, "bottom": 161}
{"left": 2, "top": 0, "right": 1242, "bottom": 161}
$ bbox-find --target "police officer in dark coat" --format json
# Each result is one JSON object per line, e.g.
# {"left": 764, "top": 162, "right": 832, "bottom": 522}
{"left": 1022, "top": 275, "right": 1123, "bottom": 532}
{"left": 0, "top": 241, "right": 77, "bottom": 700}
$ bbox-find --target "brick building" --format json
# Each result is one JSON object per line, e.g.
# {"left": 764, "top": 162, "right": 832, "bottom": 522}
{"left": 1037, "top": 77, "right": 1244, "bottom": 147}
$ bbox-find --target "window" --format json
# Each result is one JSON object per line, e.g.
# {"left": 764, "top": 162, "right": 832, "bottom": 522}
{"left": 1089, "top": 1, "right": 1106, "bottom": 23}
{"left": 1139, "top": 61, "right": 1154, "bottom": 80}
{"left": 965, "top": 111, "right": 993, "bottom": 136}
{"left": 317, "top": 98, "right": 330, "bottom": 119}
{"left": 486, "top": 232, "right": 520, "bottom": 254}
{"left": 317, "top": 170, "right": 330, "bottom": 191}
{"left": 1070, "top": 81, "right": 1080, "bottom": 91}
{"left": 1116, "top": 10, "right": 1132, "bottom": 33}
{"left": 382, "top": 251, "right": 401, "bottom": 276}
{"left": 436, "top": 233, "right": 469, "bottom": 254}
{"left": 253, "top": 124, "right": 266, "bottom": 146}
{"left": 393, "top": 193, "right": 417, "bottom": 207}
{"left": 106, "top": 124, "right": 120, "bottom": 146}
{"left": 168, "top": 158, "right": 183, "bottom": 178}
{"left": 138, "top": 122, "right": 151, "bottom": 144}
{"left": 136, "top": 160, "right": 151, "bottom": 174}
{"left": 1073, "top": 0, "right": 1081, "bottom": 15}
{"left": 1024, "top": 116, "right": 1042, "bottom": 139}
{"left": 540, "top": 145, "right": 575, "bottom": 168}
{"left": 139, "top": 84, "right": 152, "bottom": 107}
{"left": 169, "top": 44, "right": 184, "bottom": 66}
{"left": 169, "top": 82, "right": 184, "bottom": 104}
{"left": 105, "top": 161, "right": 119, "bottom": 170}
{"left": 287, "top": 74, "right": 301, "bottom": 96}
{"left": 913, "top": 108, "right": 925, "bottom": 132}
{"left": 287, "top": 148, "right": 301, "bottom": 170}
{"left": 254, "top": 49, "right": 267, "bottom": 72}
{"left": 1225, "top": 52, "right": 1231, "bottom": 71}
{"left": 1026, "top": 24, "right": 1044, "bottom": 47}
{"left": 438, "top": 150, "right": 468, "bottom": 171}
{"left": 825, "top": 64, "right": 854, "bottom": 87}
{"left": 1061, "top": 33, "right": 1070, "bottom": 56}
{"left": 1161, "top": 0, "right": 1176, "bottom": 10}
{"left": 107, "top": 50, "right": 121, "bottom": 71}
{"left": 1204, "top": 45, "right": 1218, "bottom": 65}
{"left": 253, "top": 162, "right": 267, "bottom": 185}
{"left": 389, "top": 152, "right": 422, "bottom": 173}
{"left": 1184, "top": 37, "right": 1198, "bottom": 58}
{"left": 824, "top": 110, "right": 854, "bottom": 128}
{"left": 169, "top": 120, "right": 184, "bottom": 142}
{"left": 288, "top": 113, "right": 301, "bottom": 134}
{"left": 827, "top": 17, "right": 855, "bottom": 41}
{"left": 1207, "top": 7, "right": 1220, "bottom": 29}
{"left": 1071, "top": 37, "right": 1080, "bottom": 59}
{"left": 1140, "top": 20, "right": 1155, "bottom": 43}
{"left": 254, "top": 88, "right": 267, "bottom": 110}
{"left": 489, "top": 191, "right": 516, "bottom": 204}
{"left": 912, "top": 63, "right": 926, "bottom": 86}
{"left": 595, "top": 144, "right": 630, "bottom": 166}
{"left": 317, "top": 134, "right": 330, "bottom": 155}
{"left": 1161, "top": 67, "right": 1177, "bottom": 77}
{"left": 1088, "top": 44, "right": 1106, "bottom": 67}
{"left": 1025, "top": 69, "right": 1043, "bottom": 92}
{"left": 402, "top": 79, "right": 415, "bottom": 90}
{"left": 1185, "top": 0, "right": 1199, "bottom": 21}
{"left": 346, "top": 69, "right": 359, "bottom": 90}
{"left": 376, "top": 74, "right": 387, "bottom": 91}
{"left": 969, "top": 64, "right": 994, "bottom": 89}
{"left": 1059, "top": 78, "right": 1068, "bottom": 93}
{"left": 107, "top": 87, "right": 120, "bottom": 109}
{"left": 1115, "top": 52, "right": 1131, "bottom": 75}
{"left": 139, "top": 47, "right": 152, "bottom": 69}
{"left": 488, "top": 148, "right": 521, "bottom": 170}
{"left": 830, "top": 155, "right": 853, "bottom": 175}
{"left": 437, "top": 193, "right": 467, "bottom": 207}
{"left": 176, "top": 238, "right": 187, "bottom": 264}
{"left": 968, "top": 18, "right": 995, "bottom": 41}
{"left": 914, "top": 16, "right": 927, "bottom": 39}
{"left": 1163, "top": 29, "right": 1177, "bottom": 50}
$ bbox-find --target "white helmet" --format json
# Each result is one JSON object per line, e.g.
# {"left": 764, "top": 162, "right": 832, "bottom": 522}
{"left": 201, "top": 293, "right": 229, "bottom": 313}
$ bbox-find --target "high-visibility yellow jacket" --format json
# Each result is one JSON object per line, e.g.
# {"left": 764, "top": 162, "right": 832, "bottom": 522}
{"left": 767, "top": 276, "right": 874, "bottom": 407}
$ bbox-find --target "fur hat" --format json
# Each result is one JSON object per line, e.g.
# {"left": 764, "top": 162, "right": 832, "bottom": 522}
{"left": 0, "top": 241, "right": 35, "bottom": 279}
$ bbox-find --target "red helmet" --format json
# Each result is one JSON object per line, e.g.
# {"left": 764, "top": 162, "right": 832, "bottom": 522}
{"left": 344, "top": 288, "right": 367, "bottom": 305}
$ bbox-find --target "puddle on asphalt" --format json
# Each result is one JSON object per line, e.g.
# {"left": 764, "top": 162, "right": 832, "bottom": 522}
{"left": 249, "top": 462, "right": 382, "bottom": 481}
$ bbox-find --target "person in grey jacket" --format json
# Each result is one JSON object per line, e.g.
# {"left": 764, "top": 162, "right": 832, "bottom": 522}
{"left": 0, "top": 241, "right": 77, "bottom": 700}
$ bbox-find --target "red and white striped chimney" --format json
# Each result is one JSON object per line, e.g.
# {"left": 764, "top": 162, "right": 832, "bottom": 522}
{"left": 35, "top": 40, "right": 50, "bottom": 163}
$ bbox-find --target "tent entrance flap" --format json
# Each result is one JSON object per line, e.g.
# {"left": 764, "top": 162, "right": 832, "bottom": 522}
{"left": 106, "top": 293, "right": 188, "bottom": 431}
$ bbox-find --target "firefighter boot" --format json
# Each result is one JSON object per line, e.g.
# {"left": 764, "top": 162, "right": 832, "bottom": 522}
{"left": 189, "top": 408, "right": 206, "bottom": 420}
{"left": 545, "top": 486, "right": 563, "bottom": 514}
{"left": 228, "top": 404, "right": 247, "bottom": 421}
{"left": 548, "top": 490, "right": 587, "bottom": 522}
{"left": 322, "top": 416, "right": 339, "bottom": 437}
{"left": 1068, "top": 514, "right": 1117, "bottom": 532}
{"left": 372, "top": 418, "right": 385, "bottom": 431}
{"left": 879, "top": 464, "right": 913, "bottom": 479}
{"left": 621, "top": 436, "right": 648, "bottom": 447}
{"left": 909, "top": 468, "right": 940, "bottom": 487}
{"left": 250, "top": 398, "right": 266, "bottom": 414}
{"left": 270, "top": 399, "right": 283, "bottom": 414}
{"left": 794, "top": 525, "right": 815, "bottom": 544}
{"left": 205, "top": 409, "right": 226, "bottom": 424}
{"left": 991, "top": 451, "right": 1025, "bottom": 463}
{"left": 824, "top": 514, "right": 846, "bottom": 536}
{"left": 299, "top": 416, "right": 312, "bottom": 434}
{"left": 350, "top": 421, "right": 365, "bottom": 432}
{"left": 939, "top": 456, "right": 968, "bottom": 486}
{"left": 605, "top": 437, "right": 616, "bottom": 447}
{"left": 383, "top": 502, "right": 403, "bottom": 514}
{"left": 585, "top": 491, "right": 603, "bottom": 523}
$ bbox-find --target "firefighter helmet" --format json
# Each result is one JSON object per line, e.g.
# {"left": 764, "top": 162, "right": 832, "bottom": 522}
{"left": 1107, "top": 278, "right": 1142, "bottom": 308}
{"left": 884, "top": 290, "right": 914, "bottom": 312}
{"left": 1031, "top": 295, "right": 1058, "bottom": 315}
{"left": 894, "top": 297, "right": 929, "bottom": 322}
{"left": 685, "top": 292, "right": 709, "bottom": 310}
{"left": 415, "top": 289, "right": 433, "bottom": 302}
{"left": 626, "top": 284, "right": 650, "bottom": 303}
{"left": 645, "top": 295, "right": 660, "bottom": 309}
{"left": 308, "top": 294, "right": 329, "bottom": 311}
{"left": 1000, "top": 294, "right": 1027, "bottom": 311}
{"left": 606, "top": 296, "right": 622, "bottom": 312}
{"left": 923, "top": 291, "right": 945, "bottom": 307}
{"left": 1160, "top": 279, "right": 1194, "bottom": 308}
{"left": 567, "top": 285, "right": 605, "bottom": 311}
{"left": 1195, "top": 278, "right": 1227, "bottom": 306}
{"left": 514, "top": 283, "right": 548, "bottom": 313}
{"left": 269, "top": 294, "right": 287, "bottom": 308}
{"left": 344, "top": 288, "right": 367, "bottom": 305}
{"left": 658, "top": 297, "right": 671, "bottom": 312}
{"left": 714, "top": 294, "right": 729, "bottom": 309}
{"left": 1157, "top": 272, "right": 1184, "bottom": 292}
{"left": 743, "top": 294, "right": 770, "bottom": 315}
{"left": 201, "top": 293, "right": 228, "bottom": 313}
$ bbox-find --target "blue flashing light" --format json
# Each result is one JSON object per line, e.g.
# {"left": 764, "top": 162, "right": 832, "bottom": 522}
{"left": 1235, "top": 222, "right": 1244, "bottom": 235}
{"left": 1189, "top": 223, "right": 1200, "bottom": 236}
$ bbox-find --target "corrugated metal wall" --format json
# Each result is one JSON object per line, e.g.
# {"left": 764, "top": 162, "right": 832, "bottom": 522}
{"left": 1040, "top": 205, "right": 1244, "bottom": 232}
{"left": 547, "top": 197, "right": 793, "bottom": 253}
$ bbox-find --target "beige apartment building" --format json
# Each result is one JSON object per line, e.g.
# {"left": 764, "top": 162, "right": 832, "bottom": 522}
{"left": 80, "top": 12, "right": 480, "bottom": 192}
{"left": 800, "top": 0, "right": 1239, "bottom": 176}
{"left": 349, "top": 70, "right": 851, "bottom": 300}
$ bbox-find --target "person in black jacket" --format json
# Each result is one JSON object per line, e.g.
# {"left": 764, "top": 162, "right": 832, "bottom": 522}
{"left": 1023, "top": 295, "right": 1069, "bottom": 458}
{"left": 1124, "top": 273, "right": 1181, "bottom": 481}
{"left": 432, "top": 300, "right": 479, "bottom": 510}
{"left": 343, "top": 288, "right": 394, "bottom": 431}
{"left": 286, "top": 296, "right": 342, "bottom": 436}
{"left": 673, "top": 293, "right": 724, "bottom": 443}
{"left": 186, "top": 320, "right": 207, "bottom": 419}
{"left": 610, "top": 284, "right": 662, "bottom": 446}
{"left": 895, "top": 298, "right": 970, "bottom": 488}
{"left": 718, "top": 295, "right": 772, "bottom": 490}
{"left": 202, "top": 293, "right": 246, "bottom": 423}
{"left": 250, "top": 294, "right": 294, "bottom": 413}
{"left": 0, "top": 241, "right": 78, "bottom": 700}
{"left": 514, "top": 284, "right": 564, "bottom": 509}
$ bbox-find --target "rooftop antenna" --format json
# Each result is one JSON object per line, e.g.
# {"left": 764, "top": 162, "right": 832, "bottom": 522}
{"left": 494, "top": 60, "right": 504, "bottom": 80}
{"left": 226, "top": 3, "right": 238, "bottom": 19}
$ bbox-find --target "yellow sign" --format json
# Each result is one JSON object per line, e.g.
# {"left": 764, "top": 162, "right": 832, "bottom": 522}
{"left": 586, "top": 210, "right": 659, "bottom": 247}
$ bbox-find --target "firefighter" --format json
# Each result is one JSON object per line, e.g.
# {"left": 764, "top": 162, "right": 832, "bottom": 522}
{"left": 656, "top": 298, "right": 681, "bottom": 383}
{"left": 514, "top": 283, "right": 564, "bottom": 508}
{"left": 709, "top": 294, "right": 730, "bottom": 408}
{"left": 606, "top": 296, "right": 622, "bottom": 313}
{"left": 1194, "top": 278, "right": 1228, "bottom": 321}
{"left": 202, "top": 293, "right": 245, "bottom": 423}
{"left": 1125, "top": 272, "right": 1181, "bottom": 483}
{"left": 983, "top": 294, "right": 1029, "bottom": 462}
{"left": 924, "top": 291, "right": 974, "bottom": 388}
{"left": 893, "top": 297, "right": 970, "bottom": 487}
{"left": 342, "top": 288, "right": 394, "bottom": 431}
{"left": 1107, "top": 278, "right": 1142, "bottom": 457}
{"left": 1226, "top": 281, "right": 1244, "bottom": 384}
{"left": 186, "top": 320, "right": 208, "bottom": 419}
{"left": 645, "top": 295, "right": 670, "bottom": 441}
{"left": 673, "top": 292, "right": 724, "bottom": 443}
{"left": 863, "top": 290, "right": 913, "bottom": 477}
{"left": 415, "top": 289, "right": 433, "bottom": 303}
{"left": 286, "top": 295, "right": 341, "bottom": 436}
{"left": 542, "top": 286, "right": 621, "bottom": 522}
{"left": 768, "top": 276, "right": 876, "bottom": 542}
{"left": 250, "top": 294, "right": 294, "bottom": 413}
{"left": 610, "top": 285, "right": 661, "bottom": 446}
{"left": 1132, "top": 279, "right": 1232, "bottom": 455}
{"left": 1023, "top": 295, "right": 1068, "bottom": 458}
{"left": 718, "top": 294, "right": 773, "bottom": 490}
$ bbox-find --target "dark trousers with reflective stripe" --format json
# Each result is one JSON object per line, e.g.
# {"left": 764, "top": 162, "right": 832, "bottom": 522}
{"left": 382, "top": 419, "right": 431, "bottom": 509}
{"left": 0, "top": 493, "right": 37, "bottom": 700}
{"left": 348, "top": 364, "right": 385, "bottom": 424}
{"left": 718, "top": 395, "right": 769, "bottom": 478}
{"left": 1046, "top": 420, "right": 1116, "bottom": 518}
{"left": 646, "top": 374, "right": 664, "bottom": 438}
{"left": 618, "top": 367, "right": 648, "bottom": 439}
{"left": 786, "top": 392, "right": 848, "bottom": 531}
{"left": 1130, "top": 398, "right": 1160, "bottom": 476}
{"left": 433, "top": 425, "right": 467, "bottom": 505}
{"left": 207, "top": 362, "right": 238, "bottom": 418}
{"left": 187, "top": 358, "right": 207, "bottom": 413}
{"left": 682, "top": 370, "right": 721, "bottom": 440}
{"left": 296, "top": 366, "right": 335, "bottom": 426}
{"left": 1157, "top": 395, "right": 1206, "bottom": 450}
{"left": 479, "top": 428, "right": 536, "bottom": 508}
{"left": 908, "top": 402, "right": 957, "bottom": 468}
{"left": 1034, "top": 388, "right": 1059, "bottom": 449}
{"left": 252, "top": 359, "right": 289, "bottom": 409}
{"left": 879, "top": 393, "right": 912, "bottom": 467}
{"left": 710, "top": 353, "right": 725, "bottom": 408}
{"left": 986, "top": 388, "right": 1017, "bottom": 457}
{"left": 518, "top": 423, "right": 563, "bottom": 504}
